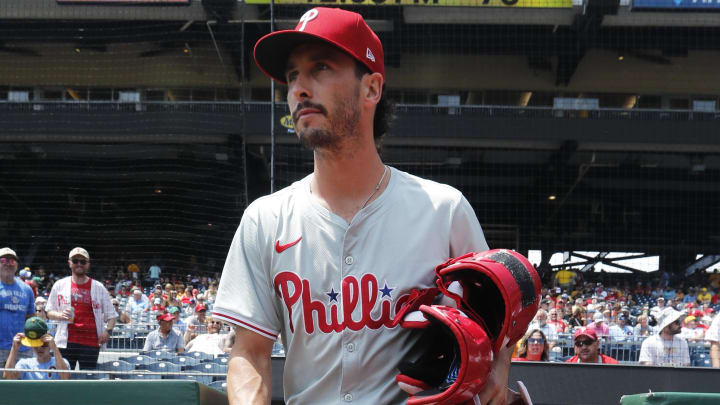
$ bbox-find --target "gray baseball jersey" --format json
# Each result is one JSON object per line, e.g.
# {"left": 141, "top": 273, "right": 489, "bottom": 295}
{"left": 213, "top": 166, "right": 488, "bottom": 405}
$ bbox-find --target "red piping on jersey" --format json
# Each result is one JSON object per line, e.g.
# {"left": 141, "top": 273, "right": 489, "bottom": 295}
{"left": 213, "top": 312, "right": 278, "bottom": 339}
{"left": 275, "top": 237, "right": 302, "bottom": 253}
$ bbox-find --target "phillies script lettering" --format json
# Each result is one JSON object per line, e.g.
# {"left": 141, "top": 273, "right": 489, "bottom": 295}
{"left": 274, "top": 272, "right": 409, "bottom": 334}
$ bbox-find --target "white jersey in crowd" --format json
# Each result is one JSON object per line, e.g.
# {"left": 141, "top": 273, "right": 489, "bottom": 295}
{"left": 213, "top": 166, "right": 488, "bottom": 405}
{"left": 706, "top": 315, "right": 720, "bottom": 343}
{"left": 638, "top": 334, "right": 690, "bottom": 367}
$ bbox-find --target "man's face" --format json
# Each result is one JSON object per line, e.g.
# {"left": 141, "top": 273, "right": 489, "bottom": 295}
{"left": 68, "top": 255, "right": 89, "bottom": 276}
{"left": 574, "top": 337, "right": 599, "bottom": 363}
{"left": 285, "top": 42, "right": 363, "bottom": 152}
{"left": 159, "top": 320, "right": 173, "bottom": 333}
{"left": 32, "top": 342, "right": 51, "bottom": 359}
{"left": 0, "top": 255, "right": 18, "bottom": 274}
{"left": 133, "top": 292, "right": 142, "bottom": 302}
{"left": 535, "top": 312, "right": 547, "bottom": 326}
{"left": 197, "top": 310, "right": 206, "bottom": 322}
{"left": 665, "top": 318, "right": 682, "bottom": 335}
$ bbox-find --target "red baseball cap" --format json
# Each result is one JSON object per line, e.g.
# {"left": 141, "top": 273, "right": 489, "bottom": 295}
{"left": 253, "top": 7, "right": 385, "bottom": 85}
{"left": 194, "top": 304, "right": 206, "bottom": 313}
{"left": 157, "top": 313, "right": 174, "bottom": 322}
{"left": 573, "top": 327, "right": 598, "bottom": 342}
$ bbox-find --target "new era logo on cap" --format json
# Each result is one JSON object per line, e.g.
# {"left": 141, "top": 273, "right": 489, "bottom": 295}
{"left": 366, "top": 48, "right": 375, "bottom": 63}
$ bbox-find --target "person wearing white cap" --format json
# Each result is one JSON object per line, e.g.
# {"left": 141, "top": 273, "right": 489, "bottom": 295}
{"left": 586, "top": 311, "right": 610, "bottom": 337}
{"left": 638, "top": 307, "right": 690, "bottom": 366}
{"left": 0, "top": 247, "right": 36, "bottom": 366}
{"left": 45, "top": 247, "right": 117, "bottom": 370}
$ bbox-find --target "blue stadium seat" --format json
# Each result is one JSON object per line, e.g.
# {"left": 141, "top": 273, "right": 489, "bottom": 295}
{"left": 71, "top": 372, "right": 109, "bottom": 380}
{"left": 170, "top": 355, "right": 201, "bottom": 369}
{"left": 122, "top": 354, "right": 155, "bottom": 367}
{"left": 145, "top": 350, "right": 174, "bottom": 361}
{"left": 187, "top": 351, "right": 214, "bottom": 362}
{"left": 211, "top": 356, "right": 229, "bottom": 366}
{"left": 145, "top": 361, "right": 182, "bottom": 374}
{"left": 97, "top": 360, "right": 135, "bottom": 379}
{"left": 187, "top": 362, "right": 228, "bottom": 379}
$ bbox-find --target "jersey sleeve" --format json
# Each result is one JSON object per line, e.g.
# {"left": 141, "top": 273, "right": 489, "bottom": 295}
{"left": 213, "top": 203, "right": 281, "bottom": 341}
{"left": 449, "top": 194, "right": 489, "bottom": 257}
{"left": 638, "top": 339, "right": 652, "bottom": 363}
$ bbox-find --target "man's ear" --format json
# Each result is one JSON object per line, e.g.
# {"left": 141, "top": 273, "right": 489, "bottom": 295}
{"left": 362, "top": 72, "right": 384, "bottom": 106}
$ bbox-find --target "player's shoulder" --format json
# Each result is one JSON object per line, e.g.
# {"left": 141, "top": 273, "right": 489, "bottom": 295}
{"left": 390, "top": 167, "right": 465, "bottom": 203}
{"left": 244, "top": 175, "right": 311, "bottom": 219}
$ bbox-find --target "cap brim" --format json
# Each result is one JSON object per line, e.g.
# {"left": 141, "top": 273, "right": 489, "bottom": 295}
{"left": 254, "top": 29, "right": 369, "bottom": 85}
{"left": 21, "top": 337, "right": 44, "bottom": 347}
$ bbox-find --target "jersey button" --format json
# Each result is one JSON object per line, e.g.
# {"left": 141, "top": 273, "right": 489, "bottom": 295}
{"left": 347, "top": 343, "right": 355, "bottom": 352}
{"left": 344, "top": 393, "right": 353, "bottom": 402}
{"left": 344, "top": 256, "right": 354, "bottom": 265}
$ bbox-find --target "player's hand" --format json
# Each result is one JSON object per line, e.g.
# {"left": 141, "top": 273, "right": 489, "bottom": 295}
{"left": 60, "top": 308, "right": 73, "bottom": 321}
{"left": 12, "top": 333, "right": 24, "bottom": 349}
{"left": 475, "top": 343, "right": 514, "bottom": 405}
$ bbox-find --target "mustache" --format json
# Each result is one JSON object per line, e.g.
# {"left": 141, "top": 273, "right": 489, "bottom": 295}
{"left": 292, "top": 101, "right": 328, "bottom": 123}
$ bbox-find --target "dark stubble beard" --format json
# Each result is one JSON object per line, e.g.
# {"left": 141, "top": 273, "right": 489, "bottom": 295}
{"left": 296, "top": 84, "right": 361, "bottom": 152}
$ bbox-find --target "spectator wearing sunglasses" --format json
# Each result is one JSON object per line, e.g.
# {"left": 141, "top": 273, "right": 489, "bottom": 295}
{"left": 565, "top": 327, "right": 618, "bottom": 364}
{"left": 0, "top": 247, "right": 36, "bottom": 367}
{"left": 45, "top": 247, "right": 117, "bottom": 370}
{"left": 513, "top": 329, "right": 550, "bottom": 362}
{"left": 185, "top": 316, "right": 228, "bottom": 356}
{"left": 3, "top": 317, "right": 70, "bottom": 380}
{"left": 639, "top": 307, "right": 690, "bottom": 367}
{"left": 111, "top": 299, "right": 133, "bottom": 325}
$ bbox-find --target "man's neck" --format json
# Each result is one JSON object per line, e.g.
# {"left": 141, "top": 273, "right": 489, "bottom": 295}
{"left": 71, "top": 274, "right": 89, "bottom": 284}
{"left": 0, "top": 270, "right": 15, "bottom": 285}
{"left": 660, "top": 331, "right": 674, "bottom": 341}
{"left": 311, "top": 144, "right": 387, "bottom": 223}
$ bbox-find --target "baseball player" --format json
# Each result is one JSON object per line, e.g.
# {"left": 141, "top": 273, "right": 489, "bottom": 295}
{"left": 213, "top": 8, "right": 517, "bottom": 404}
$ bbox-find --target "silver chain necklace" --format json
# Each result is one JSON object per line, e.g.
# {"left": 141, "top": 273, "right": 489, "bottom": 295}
{"left": 361, "top": 165, "right": 388, "bottom": 208}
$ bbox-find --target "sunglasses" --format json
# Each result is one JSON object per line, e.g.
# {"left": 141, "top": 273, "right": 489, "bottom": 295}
{"left": 575, "top": 339, "right": 595, "bottom": 347}
{"left": 71, "top": 259, "right": 88, "bottom": 265}
{"left": 0, "top": 257, "right": 17, "bottom": 265}
{"left": 528, "top": 338, "right": 545, "bottom": 345}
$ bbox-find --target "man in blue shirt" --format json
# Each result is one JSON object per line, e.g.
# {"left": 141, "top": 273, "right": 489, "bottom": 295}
{"left": 3, "top": 317, "right": 70, "bottom": 380}
{"left": 0, "top": 248, "right": 35, "bottom": 366}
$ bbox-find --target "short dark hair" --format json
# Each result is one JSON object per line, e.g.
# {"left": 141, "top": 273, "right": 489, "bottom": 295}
{"left": 354, "top": 62, "right": 393, "bottom": 146}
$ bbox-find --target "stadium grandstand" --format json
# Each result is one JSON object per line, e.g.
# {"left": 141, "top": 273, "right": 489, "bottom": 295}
{"left": 1, "top": 0, "right": 719, "bottom": 404}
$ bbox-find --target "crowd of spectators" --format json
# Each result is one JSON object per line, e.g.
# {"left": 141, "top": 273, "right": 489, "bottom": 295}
{"left": 514, "top": 267, "right": 720, "bottom": 367}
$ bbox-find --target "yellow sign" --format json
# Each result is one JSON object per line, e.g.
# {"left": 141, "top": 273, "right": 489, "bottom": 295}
{"left": 280, "top": 115, "right": 295, "bottom": 132}
{"left": 246, "top": 0, "right": 571, "bottom": 7}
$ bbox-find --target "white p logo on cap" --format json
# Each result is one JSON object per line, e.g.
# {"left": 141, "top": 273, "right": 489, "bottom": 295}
{"left": 298, "top": 9, "right": 319, "bottom": 32}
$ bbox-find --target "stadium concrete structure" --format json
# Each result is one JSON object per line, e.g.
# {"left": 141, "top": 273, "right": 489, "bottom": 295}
{"left": 1, "top": 1, "right": 719, "bottom": 278}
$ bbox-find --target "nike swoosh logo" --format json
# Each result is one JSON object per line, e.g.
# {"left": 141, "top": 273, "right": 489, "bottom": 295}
{"left": 275, "top": 237, "right": 302, "bottom": 253}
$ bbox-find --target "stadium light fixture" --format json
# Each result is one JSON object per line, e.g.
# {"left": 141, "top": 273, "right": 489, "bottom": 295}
{"left": 548, "top": 195, "right": 557, "bottom": 200}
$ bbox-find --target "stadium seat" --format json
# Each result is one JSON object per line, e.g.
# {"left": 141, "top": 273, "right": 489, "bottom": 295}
{"left": 97, "top": 360, "right": 135, "bottom": 379}
{"left": 145, "top": 350, "right": 174, "bottom": 361}
{"left": 187, "top": 351, "right": 214, "bottom": 362}
{"left": 145, "top": 361, "right": 182, "bottom": 374}
{"left": 170, "top": 355, "right": 201, "bottom": 369}
{"left": 187, "top": 362, "right": 228, "bottom": 376}
{"left": 123, "top": 355, "right": 155, "bottom": 367}
{"left": 180, "top": 370, "right": 212, "bottom": 385}
{"left": 208, "top": 380, "right": 227, "bottom": 392}
{"left": 71, "top": 372, "right": 109, "bottom": 380}
{"left": 211, "top": 356, "right": 229, "bottom": 366}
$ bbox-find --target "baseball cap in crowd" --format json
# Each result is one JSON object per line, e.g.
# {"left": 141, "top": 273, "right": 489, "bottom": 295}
{"left": 194, "top": 304, "right": 206, "bottom": 313}
{"left": 157, "top": 313, "right": 174, "bottom": 322}
{"left": 573, "top": 327, "right": 598, "bottom": 342}
{"left": 19, "top": 269, "right": 31, "bottom": 278}
{"left": 657, "top": 307, "right": 684, "bottom": 332}
{"left": 167, "top": 306, "right": 180, "bottom": 314}
{"left": 153, "top": 298, "right": 162, "bottom": 305}
{"left": 132, "top": 288, "right": 142, "bottom": 294}
{"left": 685, "top": 315, "right": 696, "bottom": 323}
{"left": 68, "top": 247, "right": 90, "bottom": 260}
{"left": 617, "top": 314, "right": 627, "bottom": 322}
{"left": 21, "top": 317, "right": 48, "bottom": 347}
{"left": 593, "top": 312, "right": 604, "bottom": 322}
{"left": 35, "top": 296, "right": 47, "bottom": 305}
{"left": 0, "top": 247, "right": 18, "bottom": 260}
{"left": 253, "top": 7, "right": 385, "bottom": 85}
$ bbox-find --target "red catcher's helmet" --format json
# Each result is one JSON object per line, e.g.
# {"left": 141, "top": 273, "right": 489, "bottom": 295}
{"left": 435, "top": 249, "right": 542, "bottom": 354}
